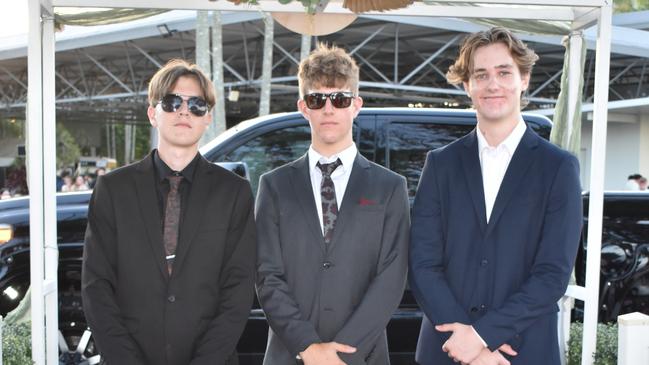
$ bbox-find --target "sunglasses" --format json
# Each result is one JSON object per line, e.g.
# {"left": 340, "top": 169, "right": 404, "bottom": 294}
{"left": 303, "top": 92, "right": 355, "bottom": 110}
{"left": 158, "top": 94, "right": 209, "bottom": 117}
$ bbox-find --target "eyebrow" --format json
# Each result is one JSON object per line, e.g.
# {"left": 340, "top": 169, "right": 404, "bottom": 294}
{"left": 473, "top": 64, "right": 514, "bottom": 73}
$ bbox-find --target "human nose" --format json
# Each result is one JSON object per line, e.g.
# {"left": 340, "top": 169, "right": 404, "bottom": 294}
{"left": 322, "top": 96, "right": 335, "bottom": 113}
{"left": 485, "top": 74, "right": 501, "bottom": 91}
{"left": 177, "top": 98, "right": 190, "bottom": 115}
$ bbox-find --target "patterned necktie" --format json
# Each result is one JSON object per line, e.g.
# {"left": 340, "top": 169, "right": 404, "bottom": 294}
{"left": 317, "top": 159, "right": 342, "bottom": 244}
{"left": 163, "top": 175, "right": 182, "bottom": 274}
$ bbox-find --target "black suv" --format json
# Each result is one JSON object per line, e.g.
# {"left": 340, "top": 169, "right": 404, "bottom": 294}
{"left": 6, "top": 108, "right": 640, "bottom": 364}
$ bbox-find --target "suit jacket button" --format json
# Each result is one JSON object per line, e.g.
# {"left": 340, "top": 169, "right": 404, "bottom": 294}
{"left": 322, "top": 261, "right": 332, "bottom": 269}
{"left": 470, "top": 307, "right": 478, "bottom": 313}
{"left": 480, "top": 304, "right": 487, "bottom": 310}
{"left": 168, "top": 295, "right": 176, "bottom": 303}
{"left": 481, "top": 259, "right": 488, "bottom": 266}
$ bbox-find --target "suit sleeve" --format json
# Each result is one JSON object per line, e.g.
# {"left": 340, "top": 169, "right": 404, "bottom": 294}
{"left": 473, "top": 154, "right": 582, "bottom": 350}
{"left": 409, "top": 151, "right": 472, "bottom": 328}
{"left": 191, "top": 180, "right": 257, "bottom": 365}
{"left": 335, "top": 176, "right": 410, "bottom": 364}
{"left": 81, "top": 176, "right": 146, "bottom": 365}
{"left": 255, "top": 174, "right": 322, "bottom": 357}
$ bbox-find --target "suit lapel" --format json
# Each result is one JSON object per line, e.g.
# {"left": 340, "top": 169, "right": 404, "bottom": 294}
{"left": 485, "top": 127, "right": 539, "bottom": 236}
{"left": 172, "top": 156, "right": 213, "bottom": 274}
{"left": 134, "top": 153, "right": 169, "bottom": 280}
{"left": 329, "top": 153, "right": 370, "bottom": 251}
{"left": 461, "top": 130, "right": 488, "bottom": 234}
{"left": 290, "top": 155, "right": 326, "bottom": 253}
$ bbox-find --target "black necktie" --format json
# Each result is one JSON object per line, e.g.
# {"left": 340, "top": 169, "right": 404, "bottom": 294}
{"left": 163, "top": 175, "right": 182, "bottom": 274}
{"left": 317, "top": 159, "right": 342, "bottom": 244}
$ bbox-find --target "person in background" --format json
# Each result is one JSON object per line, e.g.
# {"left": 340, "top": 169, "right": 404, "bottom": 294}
{"left": 625, "top": 174, "right": 642, "bottom": 191}
{"left": 60, "top": 174, "right": 74, "bottom": 192}
{"left": 72, "top": 175, "right": 89, "bottom": 191}
{"left": 638, "top": 177, "right": 647, "bottom": 191}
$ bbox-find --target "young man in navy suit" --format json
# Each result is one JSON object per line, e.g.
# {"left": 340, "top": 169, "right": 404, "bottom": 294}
{"left": 409, "top": 27, "right": 582, "bottom": 365}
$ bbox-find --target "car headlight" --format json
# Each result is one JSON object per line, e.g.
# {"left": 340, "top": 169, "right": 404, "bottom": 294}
{"left": 0, "top": 224, "right": 13, "bottom": 244}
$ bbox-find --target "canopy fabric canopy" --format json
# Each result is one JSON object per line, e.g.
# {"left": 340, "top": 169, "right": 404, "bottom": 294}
{"left": 51, "top": 0, "right": 598, "bottom": 34}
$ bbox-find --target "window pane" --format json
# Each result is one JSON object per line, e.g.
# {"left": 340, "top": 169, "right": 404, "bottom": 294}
{"left": 224, "top": 125, "right": 311, "bottom": 195}
{"left": 388, "top": 123, "right": 474, "bottom": 198}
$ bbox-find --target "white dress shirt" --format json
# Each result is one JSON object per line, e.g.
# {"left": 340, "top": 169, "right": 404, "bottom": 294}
{"left": 308, "top": 144, "right": 357, "bottom": 234}
{"left": 476, "top": 119, "right": 527, "bottom": 223}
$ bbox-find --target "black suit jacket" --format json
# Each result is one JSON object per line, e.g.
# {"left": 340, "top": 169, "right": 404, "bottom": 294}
{"left": 255, "top": 153, "right": 410, "bottom": 365}
{"left": 82, "top": 152, "right": 257, "bottom": 365}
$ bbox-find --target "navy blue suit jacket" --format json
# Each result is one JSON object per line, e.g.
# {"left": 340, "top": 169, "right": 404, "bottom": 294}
{"left": 408, "top": 127, "right": 582, "bottom": 365}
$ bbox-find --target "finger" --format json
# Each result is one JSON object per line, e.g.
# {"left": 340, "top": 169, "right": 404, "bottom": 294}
{"left": 332, "top": 342, "right": 356, "bottom": 353}
{"left": 498, "top": 344, "right": 518, "bottom": 356}
{"left": 435, "top": 323, "right": 456, "bottom": 332}
{"left": 498, "top": 358, "right": 511, "bottom": 365}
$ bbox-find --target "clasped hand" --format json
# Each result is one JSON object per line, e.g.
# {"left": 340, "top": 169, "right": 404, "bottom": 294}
{"left": 436, "top": 323, "right": 517, "bottom": 365}
{"left": 300, "top": 342, "right": 357, "bottom": 365}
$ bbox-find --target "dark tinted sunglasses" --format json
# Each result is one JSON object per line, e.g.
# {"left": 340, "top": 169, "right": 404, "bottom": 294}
{"left": 158, "top": 94, "right": 209, "bottom": 117}
{"left": 304, "top": 92, "right": 355, "bottom": 110}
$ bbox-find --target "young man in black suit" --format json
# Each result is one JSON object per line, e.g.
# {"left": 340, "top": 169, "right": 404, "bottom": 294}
{"left": 82, "top": 59, "right": 256, "bottom": 365}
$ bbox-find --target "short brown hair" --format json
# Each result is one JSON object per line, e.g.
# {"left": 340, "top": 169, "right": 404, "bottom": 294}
{"left": 147, "top": 59, "right": 216, "bottom": 110}
{"left": 446, "top": 27, "right": 538, "bottom": 85}
{"left": 298, "top": 43, "right": 360, "bottom": 98}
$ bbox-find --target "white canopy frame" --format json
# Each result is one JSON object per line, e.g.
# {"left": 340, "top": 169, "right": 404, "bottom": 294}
{"left": 26, "top": 1, "right": 612, "bottom": 364}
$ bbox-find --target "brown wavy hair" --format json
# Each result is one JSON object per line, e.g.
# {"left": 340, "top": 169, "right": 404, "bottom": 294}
{"left": 147, "top": 59, "right": 215, "bottom": 110}
{"left": 298, "top": 43, "right": 359, "bottom": 98}
{"left": 446, "top": 27, "right": 538, "bottom": 85}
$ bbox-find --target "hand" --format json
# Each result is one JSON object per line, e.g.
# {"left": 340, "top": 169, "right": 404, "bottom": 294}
{"left": 300, "top": 342, "right": 356, "bottom": 365}
{"left": 436, "top": 323, "right": 484, "bottom": 364}
{"left": 469, "top": 348, "right": 512, "bottom": 365}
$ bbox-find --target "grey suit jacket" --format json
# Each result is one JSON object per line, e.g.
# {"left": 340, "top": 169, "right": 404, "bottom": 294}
{"left": 255, "top": 152, "right": 410, "bottom": 365}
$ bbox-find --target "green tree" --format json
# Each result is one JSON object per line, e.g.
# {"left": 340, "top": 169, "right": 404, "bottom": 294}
{"left": 614, "top": 0, "right": 649, "bottom": 12}
{"left": 56, "top": 123, "right": 81, "bottom": 170}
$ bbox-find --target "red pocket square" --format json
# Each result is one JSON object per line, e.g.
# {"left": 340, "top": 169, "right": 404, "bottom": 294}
{"left": 359, "top": 197, "right": 376, "bottom": 206}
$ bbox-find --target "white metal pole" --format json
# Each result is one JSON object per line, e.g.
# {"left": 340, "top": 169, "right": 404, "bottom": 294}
{"left": 211, "top": 11, "right": 226, "bottom": 137}
{"left": 41, "top": 7, "right": 60, "bottom": 364}
{"left": 259, "top": 13, "right": 273, "bottom": 116}
{"left": 581, "top": 2, "right": 612, "bottom": 365}
{"left": 27, "top": 0, "right": 46, "bottom": 363}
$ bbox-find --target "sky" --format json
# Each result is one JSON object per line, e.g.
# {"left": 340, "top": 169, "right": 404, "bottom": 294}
{"left": 0, "top": 3, "right": 28, "bottom": 37}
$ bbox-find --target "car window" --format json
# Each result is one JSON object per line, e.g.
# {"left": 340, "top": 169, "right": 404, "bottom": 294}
{"left": 386, "top": 122, "right": 474, "bottom": 198}
{"left": 223, "top": 125, "right": 312, "bottom": 195}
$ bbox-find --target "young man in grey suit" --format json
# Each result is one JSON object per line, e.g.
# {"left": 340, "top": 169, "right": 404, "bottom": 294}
{"left": 82, "top": 60, "right": 257, "bottom": 365}
{"left": 255, "top": 44, "right": 410, "bottom": 365}
{"left": 409, "top": 28, "right": 582, "bottom": 365}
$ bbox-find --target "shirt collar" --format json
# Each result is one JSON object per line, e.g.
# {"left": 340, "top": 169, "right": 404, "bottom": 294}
{"left": 476, "top": 117, "right": 527, "bottom": 155}
{"left": 153, "top": 149, "right": 199, "bottom": 183}
{"left": 308, "top": 143, "right": 357, "bottom": 173}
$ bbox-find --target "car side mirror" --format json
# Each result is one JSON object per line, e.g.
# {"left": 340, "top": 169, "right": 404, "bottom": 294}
{"left": 213, "top": 161, "right": 250, "bottom": 180}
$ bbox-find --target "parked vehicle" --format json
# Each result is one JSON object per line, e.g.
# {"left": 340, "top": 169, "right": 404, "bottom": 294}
{"left": 5, "top": 108, "right": 642, "bottom": 364}
{"left": 575, "top": 192, "right": 649, "bottom": 322}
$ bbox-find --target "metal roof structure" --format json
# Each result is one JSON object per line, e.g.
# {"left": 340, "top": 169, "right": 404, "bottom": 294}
{"left": 1, "top": 9, "right": 648, "bottom": 126}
